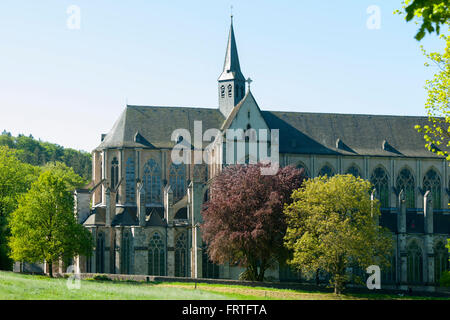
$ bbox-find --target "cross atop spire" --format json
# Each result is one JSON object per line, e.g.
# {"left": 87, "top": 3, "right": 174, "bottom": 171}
{"left": 246, "top": 77, "right": 253, "bottom": 90}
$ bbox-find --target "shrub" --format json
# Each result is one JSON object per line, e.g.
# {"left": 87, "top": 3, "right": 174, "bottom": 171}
{"left": 439, "top": 271, "right": 450, "bottom": 287}
{"left": 93, "top": 274, "right": 111, "bottom": 281}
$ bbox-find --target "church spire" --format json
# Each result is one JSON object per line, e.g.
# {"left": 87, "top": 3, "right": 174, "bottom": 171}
{"left": 218, "top": 16, "right": 246, "bottom": 118}
{"left": 218, "top": 16, "right": 245, "bottom": 82}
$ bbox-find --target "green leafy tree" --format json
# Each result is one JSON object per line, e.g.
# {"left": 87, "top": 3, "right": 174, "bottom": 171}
{"left": 414, "top": 34, "right": 450, "bottom": 158}
{"left": 284, "top": 175, "right": 394, "bottom": 295}
{"left": 0, "top": 147, "right": 39, "bottom": 270}
{"left": 396, "top": 0, "right": 450, "bottom": 40}
{"left": 398, "top": 1, "right": 450, "bottom": 262}
{"left": 8, "top": 170, "right": 93, "bottom": 277}
{"left": 0, "top": 131, "right": 92, "bottom": 180}
{"left": 42, "top": 161, "right": 87, "bottom": 190}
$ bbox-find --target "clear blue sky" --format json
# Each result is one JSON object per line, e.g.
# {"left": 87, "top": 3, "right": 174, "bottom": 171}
{"left": 0, "top": 0, "right": 446, "bottom": 152}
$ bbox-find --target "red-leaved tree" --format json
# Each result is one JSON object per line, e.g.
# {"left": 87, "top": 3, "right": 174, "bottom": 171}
{"left": 201, "top": 163, "right": 306, "bottom": 281}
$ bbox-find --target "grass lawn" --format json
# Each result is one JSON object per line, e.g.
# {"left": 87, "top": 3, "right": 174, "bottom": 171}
{"left": 0, "top": 271, "right": 448, "bottom": 300}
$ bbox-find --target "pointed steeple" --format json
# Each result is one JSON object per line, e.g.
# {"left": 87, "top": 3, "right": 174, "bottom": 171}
{"left": 218, "top": 17, "right": 245, "bottom": 82}
{"left": 218, "top": 16, "right": 246, "bottom": 118}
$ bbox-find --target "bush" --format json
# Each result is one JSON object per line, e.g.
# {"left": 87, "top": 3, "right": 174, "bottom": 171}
{"left": 93, "top": 274, "right": 111, "bottom": 281}
{"left": 439, "top": 271, "right": 450, "bottom": 287}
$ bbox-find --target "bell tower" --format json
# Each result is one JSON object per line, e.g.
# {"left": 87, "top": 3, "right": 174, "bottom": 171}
{"left": 218, "top": 16, "right": 246, "bottom": 118}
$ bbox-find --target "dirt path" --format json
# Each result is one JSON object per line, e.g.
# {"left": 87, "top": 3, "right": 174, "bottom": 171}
{"left": 156, "top": 283, "right": 364, "bottom": 300}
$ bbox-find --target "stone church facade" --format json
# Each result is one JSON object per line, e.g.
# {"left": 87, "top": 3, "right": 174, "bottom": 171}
{"left": 70, "top": 19, "right": 449, "bottom": 290}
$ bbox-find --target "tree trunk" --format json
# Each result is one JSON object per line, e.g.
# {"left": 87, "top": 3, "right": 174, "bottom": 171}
{"left": 48, "top": 261, "right": 53, "bottom": 278}
{"left": 334, "top": 283, "right": 339, "bottom": 295}
{"left": 257, "top": 268, "right": 265, "bottom": 282}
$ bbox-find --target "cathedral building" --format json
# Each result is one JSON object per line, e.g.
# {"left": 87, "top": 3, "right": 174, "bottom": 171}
{"left": 72, "top": 18, "right": 449, "bottom": 290}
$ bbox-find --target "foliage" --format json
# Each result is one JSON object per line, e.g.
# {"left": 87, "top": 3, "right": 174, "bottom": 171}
{"left": 8, "top": 170, "right": 93, "bottom": 277}
{"left": 201, "top": 163, "right": 306, "bottom": 282}
{"left": 414, "top": 33, "right": 450, "bottom": 159}
{"left": 284, "top": 174, "right": 394, "bottom": 295}
{"left": 440, "top": 270, "right": 450, "bottom": 287}
{"left": 93, "top": 274, "right": 112, "bottom": 281}
{"left": 42, "top": 161, "right": 87, "bottom": 190}
{"left": 0, "top": 147, "right": 40, "bottom": 270}
{"left": 396, "top": 0, "right": 450, "bottom": 40}
{"left": 0, "top": 131, "right": 91, "bottom": 180}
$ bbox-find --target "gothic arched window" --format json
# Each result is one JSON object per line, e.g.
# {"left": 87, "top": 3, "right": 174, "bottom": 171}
{"left": 175, "top": 233, "right": 187, "bottom": 277}
{"left": 121, "top": 232, "right": 131, "bottom": 274}
{"left": 148, "top": 232, "right": 165, "bottom": 276}
{"left": 193, "top": 164, "right": 207, "bottom": 183}
{"left": 318, "top": 164, "right": 335, "bottom": 177}
{"left": 407, "top": 241, "right": 423, "bottom": 284}
{"left": 296, "top": 163, "right": 309, "bottom": 178}
{"left": 370, "top": 167, "right": 390, "bottom": 208}
{"left": 396, "top": 168, "right": 415, "bottom": 209}
{"left": 381, "top": 254, "right": 396, "bottom": 284}
{"left": 96, "top": 232, "right": 105, "bottom": 273}
{"left": 220, "top": 85, "right": 225, "bottom": 98}
{"left": 143, "top": 159, "right": 161, "bottom": 204}
{"left": 434, "top": 241, "right": 449, "bottom": 284}
{"left": 125, "top": 157, "right": 135, "bottom": 203}
{"left": 346, "top": 164, "right": 361, "bottom": 178}
{"left": 110, "top": 157, "right": 119, "bottom": 189}
{"left": 227, "top": 84, "right": 233, "bottom": 98}
{"left": 423, "top": 169, "right": 441, "bottom": 210}
{"left": 169, "top": 163, "right": 186, "bottom": 202}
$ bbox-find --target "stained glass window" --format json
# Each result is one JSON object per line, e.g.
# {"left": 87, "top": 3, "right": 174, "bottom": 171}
{"left": 96, "top": 232, "right": 105, "bottom": 273}
{"left": 396, "top": 168, "right": 415, "bottom": 209}
{"left": 346, "top": 165, "right": 361, "bottom": 178}
{"left": 318, "top": 164, "right": 335, "bottom": 177}
{"left": 125, "top": 157, "right": 135, "bottom": 203}
{"left": 170, "top": 163, "right": 186, "bottom": 202}
{"left": 121, "top": 232, "right": 131, "bottom": 275}
{"left": 143, "top": 159, "right": 161, "bottom": 204}
{"left": 371, "top": 167, "right": 390, "bottom": 208}
{"left": 423, "top": 169, "right": 441, "bottom": 210}
{"left": 148, "top": 232, "right": 165, "bottom": 276}
{"left": 434, "top": 241, "right": 449, "bottom": 284}
{"left": 175, "top": 233, "right": 187, "bottom": 277}
{"left": 407, "top": 241, "right": 423, "bottom": 284}
{"left": 110, "top": 157, "right": 119, "bottom": 189}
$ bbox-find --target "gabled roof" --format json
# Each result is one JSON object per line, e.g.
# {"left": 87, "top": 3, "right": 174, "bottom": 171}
{"left": 220, "top": 90, "right": 269, "bottom": 131}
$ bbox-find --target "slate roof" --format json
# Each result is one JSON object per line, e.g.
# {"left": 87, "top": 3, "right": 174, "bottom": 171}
{"left": 263, "top": 111, "right": 443, "bottom": 158}
{"left": 96, "top": 104, "right": 442, "bottom": 159}
{"left": 83, "top": 206, "right": 167, "bottom": 227}
{"left": 146, "top": 207, "right": 166, "bottom": 227}
{"left": 96, "top": 105, "right": 225, "bottom": 151}
{"left": 111, "top": 207, "right": 138, "bottom": 226}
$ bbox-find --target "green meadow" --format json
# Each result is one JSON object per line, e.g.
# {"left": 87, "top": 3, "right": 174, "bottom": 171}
{"left": 0, "top": 271, "right": 448, "bottom": 300}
